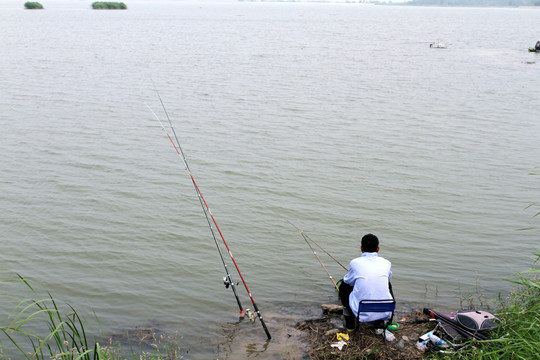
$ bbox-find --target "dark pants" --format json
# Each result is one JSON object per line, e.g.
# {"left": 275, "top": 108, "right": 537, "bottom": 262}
{"left": 339, "top": 280, "right": 354, "bottom": 310}
{"left": 338, "top": 280, "right": 355, "bottom": 329}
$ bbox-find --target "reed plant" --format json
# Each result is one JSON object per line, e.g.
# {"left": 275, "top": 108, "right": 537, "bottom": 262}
{"left": 0, "top": 274, "right": 99, "bottom": 359}
{"left": 0, "top": 272, "right": 180, "bottom": 360}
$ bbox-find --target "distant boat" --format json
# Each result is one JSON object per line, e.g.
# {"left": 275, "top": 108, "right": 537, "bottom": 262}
{"left": 529, "top": 47, "right": 539, "bottom": 53}
{"left": 430, "top": 40, "right": 447, "bottom": 49}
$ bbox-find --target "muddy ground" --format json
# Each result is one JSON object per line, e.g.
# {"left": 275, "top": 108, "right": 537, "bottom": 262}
{"left": 296, "top": 306, "right": 437, "bottom": 359}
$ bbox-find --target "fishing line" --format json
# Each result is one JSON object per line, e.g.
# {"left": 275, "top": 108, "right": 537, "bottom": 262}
{"left": 287, "top": 220, "right": 347, "bottom": 291}
{"left": 147, "top": 93, "right": 272, "bottom": 340}
{"left": 288, "top": 220, "right": 348, "bottom": 271}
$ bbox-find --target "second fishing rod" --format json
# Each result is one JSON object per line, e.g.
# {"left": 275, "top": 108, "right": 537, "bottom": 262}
{"left": 148, "top": 94, "right": 272, "bottom": 340}
{"left": 288, "top": 220, "right": 349, "bottom": 291}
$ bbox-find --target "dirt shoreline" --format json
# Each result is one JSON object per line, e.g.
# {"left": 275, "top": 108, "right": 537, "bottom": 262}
{"left": 296, "top": 305, "right": 436, "bottom": 359}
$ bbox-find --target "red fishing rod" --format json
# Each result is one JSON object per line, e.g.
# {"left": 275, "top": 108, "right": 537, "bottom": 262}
{"left": 146, "top": 103, "right": 244, "bottom": 316}
{"left": 147, "top": 95, "right": 272, "bottom": 340}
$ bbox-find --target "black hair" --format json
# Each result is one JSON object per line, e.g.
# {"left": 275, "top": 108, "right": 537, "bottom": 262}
{"left": 361, "top": 233, "right": 379, "bottom": 252}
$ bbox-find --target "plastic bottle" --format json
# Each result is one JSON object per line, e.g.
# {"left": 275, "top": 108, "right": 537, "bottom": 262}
{"left": 415, "top": 341, "right": 427, "bottom": 352}
{"left": 427, "top": 333, "right": 446, "bottom": 346}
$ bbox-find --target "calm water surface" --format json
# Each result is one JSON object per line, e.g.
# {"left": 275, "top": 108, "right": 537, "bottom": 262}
{"left": 1, "top": 1, "right": 539, "bottom": 358}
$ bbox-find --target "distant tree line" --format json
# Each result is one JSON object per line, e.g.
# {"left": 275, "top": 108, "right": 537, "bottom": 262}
{"left": 24, "top": 1, "right": 43, "bottom": 9}
{"left": 91, "top": 2, "right": 127, "bottom": 9}
{"left": 403, "top": 0, "right": 539, "bottom": 5}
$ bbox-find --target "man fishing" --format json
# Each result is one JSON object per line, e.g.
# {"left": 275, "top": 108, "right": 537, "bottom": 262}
{"left": 339, "top": 233, "right": 393, "bottom": 329}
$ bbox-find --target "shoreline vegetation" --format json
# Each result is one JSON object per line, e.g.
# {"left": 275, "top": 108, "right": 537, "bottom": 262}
{"left": 24, "top": 1, "right": 43, "bottom": 9}
{"left": 91, "top": 2, "right": 127, "bottom": 9}
{"left": 0, "top": 253, "right": 537, "bottom": 359}
{"left": 18, "top": 1, "right": 540, "bottom": 7}
{"left": 22, "top": 2, "right": 128, "bottom": 10}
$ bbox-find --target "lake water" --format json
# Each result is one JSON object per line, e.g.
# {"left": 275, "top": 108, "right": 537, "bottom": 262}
{"left": 1, "top": 0, "right": 539, "bottom": 358}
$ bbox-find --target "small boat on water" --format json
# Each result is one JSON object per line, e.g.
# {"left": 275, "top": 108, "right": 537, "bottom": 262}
{"left": 530, "top": 41, "right": 540, "bottom": 52}
{"left": 430, "top": 40, "right": 447, "bottom": 49}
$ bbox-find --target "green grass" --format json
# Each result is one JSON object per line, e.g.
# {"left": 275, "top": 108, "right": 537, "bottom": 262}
{"left": 91, "top": 2, "right": 127, "bottom": 10}
{"left": 431, "top": 252, "right": 539, "bottom": 360}
{"left": 24, "top": 2, "right": 43, "bottom": 9}
{"left": 0, "top": 272, "right": 180, "bottom": 360}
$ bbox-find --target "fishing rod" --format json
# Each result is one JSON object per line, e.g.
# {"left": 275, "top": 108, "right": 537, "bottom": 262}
{"left": 147, "top": 94, "right": 272, "bottom": 340}
{"left": 288, "top": 220, "right": 348, "bottom": 271}
{"left": 146, "top": 102, "right": 244, "bottom": 315}
{"left": 287, "top": 220, "right": 347, "bottom": 291}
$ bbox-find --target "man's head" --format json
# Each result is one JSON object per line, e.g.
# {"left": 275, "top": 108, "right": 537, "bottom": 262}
{"left": 361, "top": 233, "right": 379, "bottom": 253}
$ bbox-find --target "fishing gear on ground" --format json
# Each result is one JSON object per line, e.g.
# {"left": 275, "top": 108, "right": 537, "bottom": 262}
{"left": 416, "top": 308, "right": 500, "bottom": 353}
{"left": 423, "top": 308, "right": 499, "bottom": 341}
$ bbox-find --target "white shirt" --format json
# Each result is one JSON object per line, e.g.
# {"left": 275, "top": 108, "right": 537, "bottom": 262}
{"left": 343, "top": 252, "right": 393, "bottom": 322}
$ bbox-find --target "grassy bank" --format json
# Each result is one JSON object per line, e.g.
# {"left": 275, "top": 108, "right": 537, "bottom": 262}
{"left": 431, "top": 252, "right": 539, "bottom": 360}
